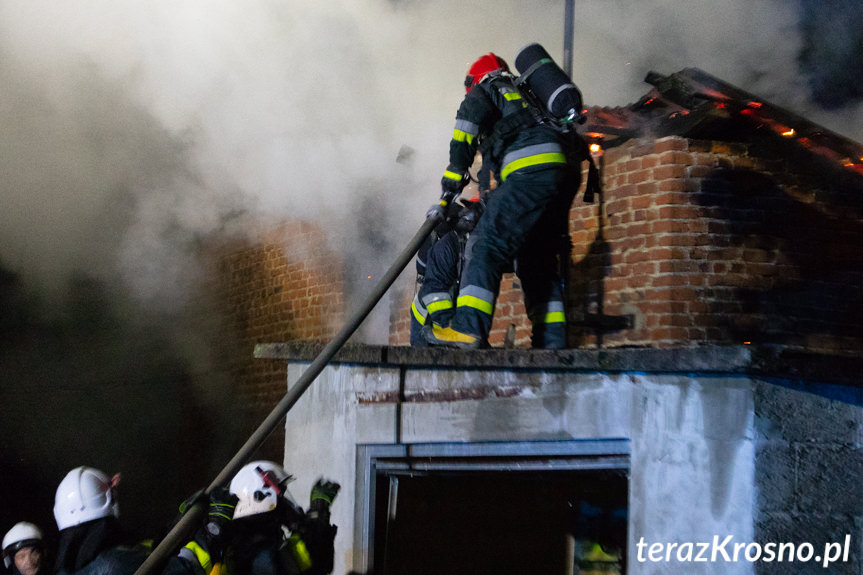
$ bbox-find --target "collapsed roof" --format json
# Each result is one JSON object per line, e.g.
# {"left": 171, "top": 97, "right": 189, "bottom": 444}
{"left": 581, "top": 67, "right": 863, "bottom": 186}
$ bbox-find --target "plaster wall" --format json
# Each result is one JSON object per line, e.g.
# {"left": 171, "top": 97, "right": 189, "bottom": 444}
{"left": 281, "top": 362, "right": 758, "bottom": 575}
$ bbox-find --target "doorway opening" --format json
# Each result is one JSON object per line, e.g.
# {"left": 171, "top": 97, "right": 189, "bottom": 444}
{"left": 354, "top": 440, "right": 629, "bottom": 575}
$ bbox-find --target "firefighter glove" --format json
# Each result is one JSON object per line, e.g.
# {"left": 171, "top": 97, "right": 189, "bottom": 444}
{"left": 456, "top": 201, "right": 482, "bottom": 233}
{"left": 182, "top": 488, "right": 238, "bottom": 572}
{"left": 426, "top": 201, "right": 448, "bottom": 221}
{"left": 206, "top": 487, "right": 238, "bottom": 537}
{"left": 441, "top": 166, "right": 468, "bottom": 202}
{"left": 309, "top": 478, "right": 340, "bottom": 513}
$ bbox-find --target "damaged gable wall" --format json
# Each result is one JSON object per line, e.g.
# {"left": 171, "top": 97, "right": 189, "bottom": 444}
{"left": 212, "top": 127, "right": 863, "bottom": 462}
{"left": 388, "top": 134, "right": 863, "bottom": 354}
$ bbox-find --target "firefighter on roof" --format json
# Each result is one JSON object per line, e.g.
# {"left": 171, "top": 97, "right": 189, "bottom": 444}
{"left": 410, "top": 194, "right": 486, "bottom": 347}
{"left": 425, "top": 51, "right": 582, "bottom": 349}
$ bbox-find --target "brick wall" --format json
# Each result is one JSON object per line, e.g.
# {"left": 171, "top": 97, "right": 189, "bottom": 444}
{"left": 216, "top": 135, "right": 863, "bottom": 364}
{"left": 585, "top": 136, "right": 863, "bottom": 353}
{"left": 389, "top": 136, "right": 863, "bottom": 353}
{"left": 212, "top": 221, "right": 345, "bottom": 460}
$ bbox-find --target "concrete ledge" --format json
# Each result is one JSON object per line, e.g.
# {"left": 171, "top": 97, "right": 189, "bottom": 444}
{"left": 254, "top": 343, "right": 863, "bottom": 386}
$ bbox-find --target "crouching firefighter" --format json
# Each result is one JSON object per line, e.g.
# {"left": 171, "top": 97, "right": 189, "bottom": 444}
{"left": 425, "top": 46, "right": 595, "bottom": 349}
{"left": 222, "top": 461, "right": 340, "bottom": 575}
{"left": 410, "top": 194, "right": 485, "bottom": 347}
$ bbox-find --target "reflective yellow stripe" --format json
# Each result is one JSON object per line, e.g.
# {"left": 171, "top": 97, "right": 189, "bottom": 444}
{"left": 501, "top": 152, "right": 567, "bottom": 181}
{"left": 544, "top": 311, "right": 566, "bottom": 324}
{"left": 287, "top": 534, "right": 313, "bottom": 572}
{"left": 457, "top": 294, "right": 494, "bottom": 315}
{"left": 426, "top": 299, "right": 453, "bottom": 314}
{"left": 184, "top": 541, "right": 213, "bottom": 573}
{"left": 443, "top": 170, "right": 464, "bottom": 182}
{"left": 453, "top": 129, "right": 475, "bottom": 145}
{"left": 411, "top": 301, "right": 426, "bottom": 324}
{"left": 504, "top": 92, "right": 522, "bottom": 101}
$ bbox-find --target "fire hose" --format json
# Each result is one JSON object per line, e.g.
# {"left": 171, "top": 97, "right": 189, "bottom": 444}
{"left": 133, "top": 209, "right": 443, "bottom": 575}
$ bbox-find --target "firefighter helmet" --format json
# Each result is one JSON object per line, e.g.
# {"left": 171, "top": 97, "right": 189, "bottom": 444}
{"left": 2, "top": 523, "right": 43, "bottom": 569}
{"left": 229, "top": 460, "right": 298, "bottom": 519}
{"left": 464, "top": 53, "right": 509, "bottom": 93}
{"left": 53, "top": 467, "right": 120, "bottom": 531}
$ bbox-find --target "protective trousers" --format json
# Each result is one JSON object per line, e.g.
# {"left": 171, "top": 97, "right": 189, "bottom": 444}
{"left": 410, "top": 231, "right": 463, "bottom": 346}
{"left": 453, "top": 165, "right": 574, "bottom": 348}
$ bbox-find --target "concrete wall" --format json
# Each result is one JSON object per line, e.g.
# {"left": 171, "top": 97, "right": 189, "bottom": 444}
{"left": 284, "top": 362, "right": 756, "bottom": 574}
{"left": 263, "top": 345, "right": 863, "bottom": 575}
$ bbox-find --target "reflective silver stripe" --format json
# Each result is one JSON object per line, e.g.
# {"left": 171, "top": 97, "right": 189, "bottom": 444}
{"left": 548, "top": 83, "right": 577, "bottom": 113}
{"left": 501, "top": 143, "right": 564, "bottom": 170}
{"left": 413, "top": 293, "right": 428, "bottom": 316}
{"left": 454, "top": 119, "right": 479, "bottom": 136}
{"left": 421, "top": 292, "right": 451, "bottom": 307}
{"left": 457, "top": 283, "right": 495, "bottom": 315}
{"left": 459, "top": 285, "right": 495, "bottom": 302}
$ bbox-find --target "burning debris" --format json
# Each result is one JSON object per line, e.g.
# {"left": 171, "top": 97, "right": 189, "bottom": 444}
{"left": 581, "top": 67, "right": 863, "bottom": 183}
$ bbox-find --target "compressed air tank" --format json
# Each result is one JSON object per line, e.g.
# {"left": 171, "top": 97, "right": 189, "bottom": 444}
{"left": 514, "top": 43, "right": 583, "bottom": 122}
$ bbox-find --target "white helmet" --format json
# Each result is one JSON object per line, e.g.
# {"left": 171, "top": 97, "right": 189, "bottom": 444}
{"left": 53, "top": 466, "right": 120, "bottom": 531}
{"left": 2, "top": 522, "right": 43, "bottom": 568}
{"left": 229, "top": 460, "right": 297, "bottom": 519}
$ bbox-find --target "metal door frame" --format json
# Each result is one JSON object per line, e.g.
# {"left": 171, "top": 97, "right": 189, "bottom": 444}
{"left": 353, "top": 439, "right": 630, "bottom": 572}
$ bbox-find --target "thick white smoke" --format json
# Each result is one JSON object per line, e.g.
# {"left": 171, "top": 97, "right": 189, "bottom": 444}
{"left": 0, "top": 0, "right": 859, "bottom": 311}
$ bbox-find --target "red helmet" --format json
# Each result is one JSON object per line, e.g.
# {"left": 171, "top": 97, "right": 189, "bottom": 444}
{"left": 464, "top": 53, "right": 509, "bottom": 93}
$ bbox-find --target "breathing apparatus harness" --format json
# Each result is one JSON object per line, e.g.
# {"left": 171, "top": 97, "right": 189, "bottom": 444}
{"left": 487, "top": 45, "right": 600, "bottom": 203}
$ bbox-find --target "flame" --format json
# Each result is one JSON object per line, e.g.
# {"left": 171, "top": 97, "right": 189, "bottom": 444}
{"left": 781, "top": 128, "right": 795, "bottom": 137}
{"left": 747, "top": 101, "right": 763, "bottom": 108}
{"left": 589, "top": 143, "right": 602, "bottom": 154}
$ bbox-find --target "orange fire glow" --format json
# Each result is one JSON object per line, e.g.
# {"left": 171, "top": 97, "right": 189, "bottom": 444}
{"left": 781, "top": 128, "right": 795, "bottom": 137}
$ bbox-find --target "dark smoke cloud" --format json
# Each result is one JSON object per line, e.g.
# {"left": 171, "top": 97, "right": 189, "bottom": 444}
{"left": 799, "top": 0, "right": 863, "bottom": 110}
{"left": 2, "top": 0, "right": 858, "bottom": 311}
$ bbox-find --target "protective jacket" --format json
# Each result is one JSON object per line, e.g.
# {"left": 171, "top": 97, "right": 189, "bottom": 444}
{"left": 444, "top": 74, "right": 566, "bottom": 189}
{"left": 54, "top": 518, "right": 203, "bottom": 575}
{"left": 223, "top": 510, "right": 335, "bottom": 575}
{"left": 442, "top": 75, "right": 580, "bottom": 348}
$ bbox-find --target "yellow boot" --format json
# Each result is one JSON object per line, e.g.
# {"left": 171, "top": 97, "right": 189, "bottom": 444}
{"left": 423, "top": 323, "right": 483, "bottom": 349}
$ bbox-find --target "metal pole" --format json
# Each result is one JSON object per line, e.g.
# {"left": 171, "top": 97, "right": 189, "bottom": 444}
{"left": 134, "top": 212, "right": 442, "bottom": 575}
{"left": 563, "top": 0, "right": 574, "bottom": 77}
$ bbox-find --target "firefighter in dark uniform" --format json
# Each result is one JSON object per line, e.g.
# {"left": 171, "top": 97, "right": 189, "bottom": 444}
{"left": 410, "top": 196, "right": 484, "bottom": 347}
{"left": 223, "top": 461, "right": 339, "bottom": 575}
{"left": 52, "top": 466, "right": 228, "bottom": 575}
{"left": 425, "top": 52, "right": 581, "bottom": 349}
